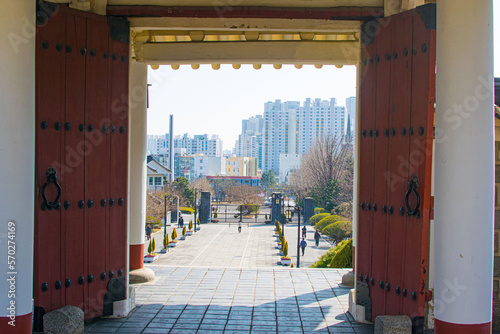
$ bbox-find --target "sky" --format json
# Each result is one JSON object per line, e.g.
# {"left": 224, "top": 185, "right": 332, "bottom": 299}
{"left": 147, "top": 65, "right": 357, "bottom": 149}
{"left": 147, "top": 3, "right": 500, "bottom": 151}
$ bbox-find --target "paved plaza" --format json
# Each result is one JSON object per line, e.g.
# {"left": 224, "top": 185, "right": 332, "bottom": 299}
{"left": 146, "top": 221, "right": 334, "bottom": 268}
{"left": 85, "top": 223, "right": 373, "bottom": 333}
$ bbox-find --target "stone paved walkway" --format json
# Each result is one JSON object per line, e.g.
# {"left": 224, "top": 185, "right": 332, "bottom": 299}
{"left": 84, "top": 223, "right": 373, "bottom": 333}
{"left": 146, "top": 222, "right": 334, "bottom": 268}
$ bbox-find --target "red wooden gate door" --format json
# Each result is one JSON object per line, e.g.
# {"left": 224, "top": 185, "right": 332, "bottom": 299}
{"left": 34, "top": 5, "right": 129, "bottom": 330}
{"left": 356, "top": 4, "right": 435, "bottom": 324}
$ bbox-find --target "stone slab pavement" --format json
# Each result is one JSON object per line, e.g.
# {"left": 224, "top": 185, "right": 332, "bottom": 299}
{"left": 145, "top": 222, "right": 334, "bottom": 268}
{"left": 85, "top": 223, "right": 373, "bottom": 333}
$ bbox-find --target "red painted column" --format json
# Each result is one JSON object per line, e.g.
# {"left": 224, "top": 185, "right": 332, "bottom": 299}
{"left": 0, "top": 2, "right": 35, "bottom": 333}
{"left": 128, "top": 62, "right": 148, "bottom": 271}
{"left": 435, "top": 0, "right": 494, "bottom": 332}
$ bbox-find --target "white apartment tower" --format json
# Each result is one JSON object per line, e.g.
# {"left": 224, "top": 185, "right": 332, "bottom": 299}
{"left": 175, "top": 134, "right": 223, "bottom": 157}
{"left": 237, "top": 115, "right": 264, "bottom": 170}
{"left": 147, "top": 133, "right": 223, "bottom": 159}
{"left": 345, "top": 96, "right": 356, "bottom": 136}
{"left": 262, "top": 98, "right": 345, "bottom": 175}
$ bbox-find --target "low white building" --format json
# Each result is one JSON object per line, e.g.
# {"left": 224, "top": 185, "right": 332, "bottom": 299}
{"left": 193, "top": 155, "right": 226, "bottom": 180}
{"left": 147, "top": 155, "right": 172, "bottom": 190}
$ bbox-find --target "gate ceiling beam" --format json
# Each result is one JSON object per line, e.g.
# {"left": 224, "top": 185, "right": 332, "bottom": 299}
{"left": 136, "top": 40, "right": 360, "bottom": 65}
{"left": 108, "top": 5, "right": 383, "bottom": 20}
{"left": 107, "top": 0, "right": 383, "bottom": 7}
{"left": 130, "top": 17, "right": 362, "bottom": 33}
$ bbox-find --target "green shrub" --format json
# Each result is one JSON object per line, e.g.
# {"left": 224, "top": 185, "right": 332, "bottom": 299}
{"left": 171, "top": 228, "right": 177, "bottom": 240}
{"left": 182, "top": 226, "right": 186, "bottom": 236}
{"left": 322, "top": 221, "right": 352, "bottom": 244}
{"left": 308, "top": 213, "right": 330, "bottom": 226}
{"left": 163, "top": 235, "right": 169, "bottom": 248}
{"left": 189, "top": 220, "right": 193, "bottom": 230}
{"left": 148, "top": 238, "right": 156, "bottom": 253}
{"left": 315, "top": 215, "right": 345, "bottom": 232}
{"left": 146, "top": 216, "right": 162, "bottom": 227}
{"left": 314, "top": 208, "right": 328, "bottom": 214}
{"left": 310, "top": 239, "right": 351, "bottom": 268}
{"left": 236, "top": 204, "right": 260, "bottom": 214}
{"left": 180, "top": 207, "right": 195, "bottom": 214}
{"left": 329, "top": 239, "right": 353, "bottom": 268}
{"left": 147, "top": 239, "right": 153, "bottom": 254}
{"left": 331, "top": 202, "right": 352, "bottom": 217}
{"left": 283, "top": 241, "right": 289, "bottom": 257}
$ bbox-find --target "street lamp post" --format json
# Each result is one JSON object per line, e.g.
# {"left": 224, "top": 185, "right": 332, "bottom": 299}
{"left": 164, "top": 195, "right": 167, "bottom": 239}
{"left": 295, "top": 205, "right": 302, "bottom": 268}
{"left": 193, "top": 189, "right": 198, "bottom": 232}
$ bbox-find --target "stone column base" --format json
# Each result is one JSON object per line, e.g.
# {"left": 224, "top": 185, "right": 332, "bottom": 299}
{"left": 105, "top": 287, "right": 136, "bottom": 319}
{"left": 129, "top": 267, "right": 156, "bottom": 284}
{"left": 348, "top": 289, "right": 372, "bottom": 325}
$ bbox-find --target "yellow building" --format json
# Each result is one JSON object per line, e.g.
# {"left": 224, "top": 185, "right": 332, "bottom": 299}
{"left": 226, "top": 157, "right": 258, "bottom": 177}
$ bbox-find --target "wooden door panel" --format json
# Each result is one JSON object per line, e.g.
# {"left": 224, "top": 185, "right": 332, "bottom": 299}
{"left": 402, "top": 12, "right": 435, "bottom": 317}
{"left": 370, "top": 19, "right": 392, "bottom": 318}
{"left": 35, "top": 6, "right": 130, "bottom": 324}
{"left": 85, "top": 18, "right": 110, "bottom": 318}
{"left": 62, "top": 12, "right": 87, "bottom": 311}
{"left": 358, "top": 36, "right": 377, "bottom": 283}
{"left": 35, "top": 10, "right": 66, "bottom": 314}
{"left": 108, "top": 37, "right": 129, "bottom": 279}
{"left": 385, "top": 14, "right": 413, "bottom": 316}
{"left": 357, "top": 5, "right": 435, "bottom": 321}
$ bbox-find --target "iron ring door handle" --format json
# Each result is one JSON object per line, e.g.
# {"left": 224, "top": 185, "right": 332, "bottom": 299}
{"left": 41, "top": 167, "right": 62, "bottom": 211}
{"left": 405, "top": 175, "right": 420, "bottom": 218}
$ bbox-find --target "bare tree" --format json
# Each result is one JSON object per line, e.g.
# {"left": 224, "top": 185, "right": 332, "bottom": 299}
{"left": 209, "top": 177, "right": 235, "bottom": 203}
{"left": 190, "top": 177, "right": 213, "bottom": 194}
{"left": 290, "top": 136, "right": 353, "bottom": 209}
{"left": 227, "top": 185, "right": 263, "bottom": 205}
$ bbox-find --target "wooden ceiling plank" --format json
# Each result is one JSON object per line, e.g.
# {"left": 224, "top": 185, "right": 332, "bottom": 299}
{"left": 138, "top": 40, "right": 360, "bottom": 65}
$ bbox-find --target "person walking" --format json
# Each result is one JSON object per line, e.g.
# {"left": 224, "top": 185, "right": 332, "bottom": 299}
{"left": 302, "top": 225, "right": 307, "bottom": 239}
{"left": 314, "top": 230, "right": 320, "bottom": 247}
{"left": 146, "top": 224, "right": 152, "bottom": 241}
{"left": 179, "top": 215, "right": 184, "bottom": 228}
{"left": 300, "top": 238, "right": 307, "bottom": 256}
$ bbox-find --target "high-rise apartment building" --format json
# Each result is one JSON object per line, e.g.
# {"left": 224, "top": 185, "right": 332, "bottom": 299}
{"left": 147, "top": 133, "right": 223, "bottom": 158}
{"left": 236, "top": 116, "right": 264, "bottom": 170}
{"left": 345, "top": 96, "right": 356, "bottom": 136}
{"left": 262, "top": 98, "right": 346, "bottom": 175}
{"left": 175, "top": 134, "right": 223, "bottom": 157}
{"left": 242, "top": 115, "right": 263, "bottom": 134}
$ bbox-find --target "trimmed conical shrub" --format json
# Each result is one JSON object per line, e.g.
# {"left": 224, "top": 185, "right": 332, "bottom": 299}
{"left": 147, "top": 239, "right": 153, "bottom": 254}
{"left": 163, "top": 235, "right": 169, "bottom": 248}
{"left": 189, "top": 220, "right": 193, "bottom": 230}
{"left": 172, "top": 228, "right": 178, "bottom": 240}
{"left": 152, "top": 237, "right": 156, "bottom": 252}
{"left": 182, "top": 226, "right": 186, "bottom": 236}
{"left": 283, "top": 241, "right": 289, "bottom": 257}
